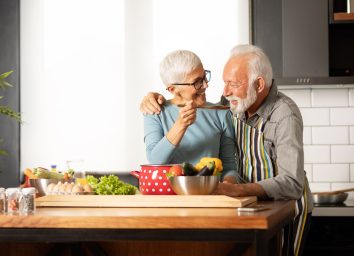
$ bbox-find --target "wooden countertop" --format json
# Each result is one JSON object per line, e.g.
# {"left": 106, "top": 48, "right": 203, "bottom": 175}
{"left": 0, "top": 200, "right": 294, "bottom": 230}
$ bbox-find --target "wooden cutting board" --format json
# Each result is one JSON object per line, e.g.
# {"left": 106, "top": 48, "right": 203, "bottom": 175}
{"left": 36, "top": 195, "right": 257, "bottom": 208}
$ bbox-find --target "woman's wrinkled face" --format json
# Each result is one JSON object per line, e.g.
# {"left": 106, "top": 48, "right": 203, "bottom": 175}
{"left": 172, "top": 65, "right": 208, "bottom": 107}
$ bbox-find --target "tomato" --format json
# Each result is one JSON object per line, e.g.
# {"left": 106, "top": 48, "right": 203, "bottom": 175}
{"left": 168, "top": 165, "right": 183, "bottom": 176}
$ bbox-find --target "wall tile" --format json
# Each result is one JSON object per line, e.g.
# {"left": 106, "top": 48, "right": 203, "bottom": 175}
{"left": 330, "top": 108, "right": 354, "bottom": 125}
{"left": 312, "top": 126, "right": 349, "bottom": 144}
{"left": 312, "top": 164, "right": 349, "bottom": 182}
{"left": 349, "top": 89, "right": 354, "bottom": 107}
{"left": 300, "top": 108, "right": 330, "bottom": 126}
{"left": 331, "top": 183, "right": 354, "bottom": 199}
{"left": 309, "top": 182, "right": 330, "bottom": 193}
{"left": 304, "top": 164, "right": 313, "bottom": 182}
{"left": 312, "top": 89, "right": 348, "bottom": 107}
{"left": 331, "top": 145, "right": 354, "bottom": 163}
{"left": 303, "top": 127, "right": 312, "bottom": 145}
{"left": 280, "top": 89, "right": 311, "bottom": 107}
{"left": 304, "top": 145, "right": 330, "bottom": 163}
{"left": 275, "top": 88, "right": 354, "bottom": 191}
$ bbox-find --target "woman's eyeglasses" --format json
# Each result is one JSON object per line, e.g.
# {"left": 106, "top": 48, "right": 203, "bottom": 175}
{"left": 171, "top": 70, "right": 211, "bottom": 90}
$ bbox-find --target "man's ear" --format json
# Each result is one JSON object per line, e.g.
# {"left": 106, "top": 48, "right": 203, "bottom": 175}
{"left": 256, "top": 77, "right": 266, "bottom": 92}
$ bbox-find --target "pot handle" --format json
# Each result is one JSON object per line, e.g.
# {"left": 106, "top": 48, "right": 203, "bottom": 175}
{"left": 130, "top": 170, "right": 140, "bottom": 179}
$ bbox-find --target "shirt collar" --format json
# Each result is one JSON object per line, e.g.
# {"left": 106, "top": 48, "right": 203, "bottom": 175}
{"left": 255, "top": 80, "right": 278, "bottom": 119}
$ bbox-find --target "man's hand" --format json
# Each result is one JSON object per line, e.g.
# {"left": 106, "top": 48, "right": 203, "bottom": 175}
{"left": 213, "top": 183, "right": 242, "bottom": 197}
{"left": 213, "top": 182, "right": 268, "bottom": 199}
{"left": 140, "top": 92, "right": 166, "bottom": 115}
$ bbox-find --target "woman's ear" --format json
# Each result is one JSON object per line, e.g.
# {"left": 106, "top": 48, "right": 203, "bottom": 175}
{"left": 166, "top": 85, "right": 175, "bottom": 93}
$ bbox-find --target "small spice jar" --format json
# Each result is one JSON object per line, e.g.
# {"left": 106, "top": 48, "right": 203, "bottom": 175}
{"left": 0, "top": 188, "right": 5, "bottom": 214}
{"left": 5, "top": 188, "right": 21, "bottom": 214}
{"left": 20, "top": 187, "right": 36, "bottom": 214}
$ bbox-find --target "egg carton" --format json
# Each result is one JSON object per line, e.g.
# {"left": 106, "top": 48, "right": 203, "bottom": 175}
{"left": 46, "top": 181, "right": 94, "bottom": 195}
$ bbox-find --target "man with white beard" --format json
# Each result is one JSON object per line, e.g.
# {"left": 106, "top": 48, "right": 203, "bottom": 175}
{"left": 140, "top": 44, "right": 313, "bottom": 256}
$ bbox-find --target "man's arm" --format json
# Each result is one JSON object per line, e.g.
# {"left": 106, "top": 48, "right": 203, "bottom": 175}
{"left": 140, "top": 92, "right": 166, "bottom": 114}
{"left": 258, "top": 113, "right": 305, "bottom": 200}
{"left": 214, "top": 182, "right": 268, "bottom": 199}
{"left": 140, "top": 92, "right": 227, "bottom": 114}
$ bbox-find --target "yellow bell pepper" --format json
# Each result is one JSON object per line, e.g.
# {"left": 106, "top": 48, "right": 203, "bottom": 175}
{"left": 195, "top": 157, "right": 223, "bottom": 174}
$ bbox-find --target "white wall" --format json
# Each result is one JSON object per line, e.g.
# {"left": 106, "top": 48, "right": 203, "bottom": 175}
{"left": 20, "top": 0, "right": 250, "bottom": 172}
{"left": 281, "top": 87, "right": 354, "bottom": 199}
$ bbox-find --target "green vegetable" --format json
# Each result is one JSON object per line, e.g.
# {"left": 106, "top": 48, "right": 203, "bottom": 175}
{"left": 33, "top": 167, "right": 64, "bottom": 179}
{"left": 86, "top": 174, "right": 137, "bottom": 195}
{"left": 86, "top": 175, "right": 98, "bottom": 189}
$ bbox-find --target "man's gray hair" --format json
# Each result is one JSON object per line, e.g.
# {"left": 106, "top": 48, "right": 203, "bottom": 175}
{"left": 230, "top": 45, "right": 273, "bottom": 87}
{"left": 160, "top": 50, "right": 202, "bottom": 86}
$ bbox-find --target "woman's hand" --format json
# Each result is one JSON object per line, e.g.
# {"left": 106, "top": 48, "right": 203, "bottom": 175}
{"left": 166, "top": 101, "right": 196, "bottom": 146}
{"left": 140, "top": 92, "right": 166, "bottom": 115}
{"left": 177, "top": 101, "right": 197, "bottom": 128}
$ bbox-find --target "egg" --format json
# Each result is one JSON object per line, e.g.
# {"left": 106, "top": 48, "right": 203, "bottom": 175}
{"left": 65, "top": 183, "right": 74, "bottom": 194}
{"left": 52, "top": 182, "right": 61, "bottom": 193}
{"left": 83, "top": 184, "right": 93, "bottom": 192}
{"left": 72, "top": 184, "right": 84, "bottom": 194}
{"left": 59, "top": 182, "right": 68, "bottom": 193}
{"left": 46, "top": 183, "right": 56, "bottom": 193}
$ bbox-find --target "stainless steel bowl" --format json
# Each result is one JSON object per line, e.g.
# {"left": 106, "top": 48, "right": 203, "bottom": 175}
{"left": 29, "top": 179, "right": 65, "bottom": 196}
{"left": 312, "top": 192, "right": 348, "bottom": 204}
{"left": 168, "top": 176, "right": 220, "bottom": 195}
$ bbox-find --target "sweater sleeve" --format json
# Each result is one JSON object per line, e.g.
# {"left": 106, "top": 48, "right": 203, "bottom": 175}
{"left": 143, "top": 114, "right": 176, "bottom": 164}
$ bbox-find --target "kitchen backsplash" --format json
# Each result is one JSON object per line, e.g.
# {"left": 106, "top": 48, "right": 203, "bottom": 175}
{"left": 280, "top": 87, "right": 354, "bottom": 199}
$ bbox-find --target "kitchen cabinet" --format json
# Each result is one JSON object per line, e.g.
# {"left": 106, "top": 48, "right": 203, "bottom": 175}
{"left": 329, "top": 0, "right": 354, "bottom": 77}
{"left": 303, "top": 200, "right": 354, "bottom": 255}
{"left": 251, "top": 0, "right": 354, "bottom": 85}
{"left": 0, "top": 200, "right": 295, "bottom": 256}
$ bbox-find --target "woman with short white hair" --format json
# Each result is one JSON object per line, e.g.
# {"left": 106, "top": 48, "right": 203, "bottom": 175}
{"left": 144, "top": 50, "right": 237, "bottom": 182}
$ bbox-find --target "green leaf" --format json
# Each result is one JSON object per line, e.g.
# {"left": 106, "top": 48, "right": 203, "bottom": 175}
{"left": 0, "top": 70, "right": 13, "bottom": 80}
{"left": 0, "top": 106, "right": 21, "bottom": 122}
{"left": 1, "top": 80, "right": 13, "bottom": 88}
{"left": 0, "top": 71, "right": 14, "bottom": 89}
{"left": 0, "top": 149, "right": 8, "bottom": 156}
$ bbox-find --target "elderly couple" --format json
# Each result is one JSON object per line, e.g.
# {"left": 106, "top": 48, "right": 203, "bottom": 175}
{"left": 140, "top": 44, "right": 313, "bottom": 256}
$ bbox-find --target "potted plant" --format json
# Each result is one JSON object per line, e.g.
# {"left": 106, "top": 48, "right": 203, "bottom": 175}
{"left": 0, "top": 70, "right": 21, "bottom": 156}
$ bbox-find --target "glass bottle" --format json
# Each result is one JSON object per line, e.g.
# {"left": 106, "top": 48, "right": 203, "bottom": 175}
{"left": 0, "top": 188, "right": 5, "bottom": 214}
{"left": 20, "top": 187, "right": 36, "bottom": 214}
{"left": 5, "top": 188, "right": 20, "bottom": 214}
{"left": 51, "top": 164, "right": 57, "bottom": 172}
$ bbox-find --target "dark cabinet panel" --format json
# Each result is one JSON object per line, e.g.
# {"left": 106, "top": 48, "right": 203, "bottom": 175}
{"left": 251, "top": 0, "right": 329, "bottom": 80}
{"left": 303, "top": 217, "right": 354, "bottom": 255}
{"left": 0, "top": 0, "right": 20, "bottom": 187}
{"left": 282, "top": 0, "right": 329, "bottom": 77}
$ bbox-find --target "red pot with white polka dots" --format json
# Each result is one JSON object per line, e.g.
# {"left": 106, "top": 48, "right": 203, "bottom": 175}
{"left": 131, "top": 164, "right": 178, "bottom": 195}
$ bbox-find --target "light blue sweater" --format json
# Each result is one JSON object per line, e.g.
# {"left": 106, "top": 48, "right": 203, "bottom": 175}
{"left": 144, "top": 102, "right": 237, "bottom": 179}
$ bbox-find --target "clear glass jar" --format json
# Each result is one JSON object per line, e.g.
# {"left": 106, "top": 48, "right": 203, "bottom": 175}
{"left": 0, "top": 188, "right": 5, "bottom": 214}
{"left": 5, "top": 188, "right": 21, "bottom": 214}
{"left": 20, "top": 187, "right": 36, "bottom": 214}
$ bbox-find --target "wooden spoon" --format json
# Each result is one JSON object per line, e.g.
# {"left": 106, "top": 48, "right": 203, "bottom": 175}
{"left": 177, "top": 104, "right": 230, "bottom": 110}
{"left": 312, "top": 187, "right": 354, "bottom": 195}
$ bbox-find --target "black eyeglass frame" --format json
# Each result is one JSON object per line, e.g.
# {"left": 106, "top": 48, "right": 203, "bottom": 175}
{"left": 171, "top": 70, "right": 211, "bottom": 90}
